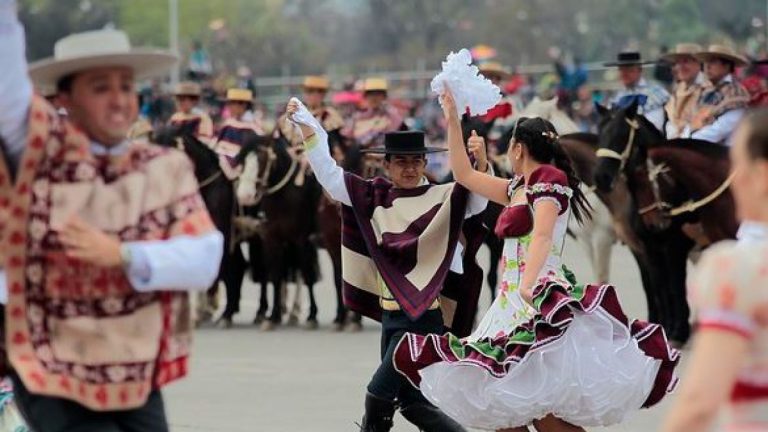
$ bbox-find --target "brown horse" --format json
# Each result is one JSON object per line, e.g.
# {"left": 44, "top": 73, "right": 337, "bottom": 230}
{"left": 238, "top": 135, "right": 323, "bottom": 330}
{"left": 593, "top": 101, "right": 737, "bottom": 344}
{"left": 637, "top": 138, "right": 737, "bottom": 243}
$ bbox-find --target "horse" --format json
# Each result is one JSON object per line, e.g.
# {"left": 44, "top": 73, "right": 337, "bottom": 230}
{"left": 635, "top": 138, "right": 738, "bottom": 244}
{"left": 237, "top": 134, "right": 323, "bottom": 331}
{"left": 592, "top": 100, "right": 737, "bottom": 344}
{"left": 151, "top": 125, "right": 250, "bottom": 326}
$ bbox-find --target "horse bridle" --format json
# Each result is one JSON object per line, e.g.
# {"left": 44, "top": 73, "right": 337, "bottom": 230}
{"left": 637, "top": 160, "right": 673, "bottom": 216}
{"left": 637, "top": 149, "right": 737, "bottom": 218}
{"left": 595, "top": 117, "right": 640, "bottom": 172}
{"left": 254, "top": 146, "right": 299, "bottom": 196}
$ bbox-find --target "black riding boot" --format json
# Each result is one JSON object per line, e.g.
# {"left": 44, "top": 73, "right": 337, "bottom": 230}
{"left": 359, "top": 393, "right": 395, "bottom": 432}
{"left": 400, "top": 402, "right": 466, "bottom": 432}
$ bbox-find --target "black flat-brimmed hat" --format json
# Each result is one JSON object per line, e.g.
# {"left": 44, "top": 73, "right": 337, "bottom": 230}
{"left": 361, "top": 131, "right": 447, "bottom": 155}
{"left": 604, "top": 51, "right": 656, "bottom": 67}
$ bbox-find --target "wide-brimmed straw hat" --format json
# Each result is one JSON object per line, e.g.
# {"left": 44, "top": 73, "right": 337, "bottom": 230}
{"left": 303, "top": 75, "right": 330, "bottom": 91}
{"left": 363, "top": 78, "right": 389, "bottom": 93}
{"left": 695, "top": 44, "right": 748, "bottom": 67}
{"left": 660, "top": 43, "right": 703, "bottom": 62}
{"left": 361, "top": 131, "right": 446, "bottom": 155}
{"left": 478, "top": 62, "right": 511, "bottom": 78}
{"left": 28, "top": 29, "right": 177, "bottom": 88}
{"left": 603, "top": 51, "right": 655, "bottom": 67}
{"left": 174, "top": 81, "right": 202, "bottom": 97}
{"left": 225, "top": 88, "right": 254, "bottom": 103}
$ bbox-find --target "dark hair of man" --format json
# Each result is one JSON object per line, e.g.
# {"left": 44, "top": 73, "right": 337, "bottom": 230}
{"left": 56, "top": 73, "right": 75, "bottom": 94}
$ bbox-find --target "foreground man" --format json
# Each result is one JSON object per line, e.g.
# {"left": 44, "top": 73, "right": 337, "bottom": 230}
{"left": 0, "top": 2, "right": 223, "bottom": 430}
{"left": 288, "top": 98, "right": 488, "bottom": 431}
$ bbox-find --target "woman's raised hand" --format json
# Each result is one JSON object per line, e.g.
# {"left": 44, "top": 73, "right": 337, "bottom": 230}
{"left": 440, "top": 85, "right": 460, "bottom": 121}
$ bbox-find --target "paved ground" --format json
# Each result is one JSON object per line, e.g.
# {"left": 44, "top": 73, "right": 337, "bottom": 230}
{"left": 165, "top": 241, "right": 684, "bottom": 432}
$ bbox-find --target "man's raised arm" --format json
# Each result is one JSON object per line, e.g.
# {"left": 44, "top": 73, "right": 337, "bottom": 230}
{"left": 0, "top": 0, "right": 33, "bottom": 166}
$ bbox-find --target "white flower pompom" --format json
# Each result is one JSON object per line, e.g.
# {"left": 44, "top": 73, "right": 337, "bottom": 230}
{"left": 431, "top": 48, "right": 502, "bottom": 117}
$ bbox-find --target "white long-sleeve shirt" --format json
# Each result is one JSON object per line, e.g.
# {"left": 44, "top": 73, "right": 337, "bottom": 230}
{"left": 681, "top": 109, "right": 744, "bottom": 145}
{"left": 680, "top": 75, "right": 745, "bottom": 146}
{"left": 737, "top": 221, "right": 768, "bottom": 244}
{"left": 0, "top": 1, "right": 222, "bottom": 302}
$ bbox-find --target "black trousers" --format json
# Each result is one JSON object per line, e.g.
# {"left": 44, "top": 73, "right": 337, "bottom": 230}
{"left": 366, "top": 309, "right": 443, "bottom": 408}
{"left": 11, "top": 373, "right": 169, "bottom": 432}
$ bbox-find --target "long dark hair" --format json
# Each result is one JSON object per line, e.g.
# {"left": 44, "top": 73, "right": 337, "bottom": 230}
{"left": 513, "top": 117, "right": 592, "bottom": 224}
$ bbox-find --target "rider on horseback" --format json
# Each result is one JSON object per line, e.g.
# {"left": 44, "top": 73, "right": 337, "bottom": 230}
{"left": 168, "top": 81, "right": 215, "bottom": 147}
{"left": 477, "top": 62, "right": 522, "bottom": 150}
{"left": 662, "top": 43, "right": 707, "bottom": 139}
{"left": 276, "top": 75, "right": 345, "bottom": 186}
{"left": 680, "top": 45, "right": 750, "bottom": 145}
{"left": 606, "top": 51, "right": 670, "bottom": 133}
{"left": 214, "top": 88, "right": 263, "bottom": 179}
{"left": 342, "top": 77, "right": 405, "bottom": 150}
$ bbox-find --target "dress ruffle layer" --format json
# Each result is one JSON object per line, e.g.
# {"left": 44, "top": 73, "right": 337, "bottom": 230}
{"left": 393, "top": 282, "right": 680, "bottom": 429}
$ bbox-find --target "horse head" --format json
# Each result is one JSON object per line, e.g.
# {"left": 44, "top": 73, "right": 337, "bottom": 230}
{"left": 236, "top": 132, "right": 276, "bottom": 206}
{"left": 594, "top": 101, "right": 647, "bottom": 192}
{"left": 594, "top": 102, "right": 672, "bottom": 231}
{"left": 151, "top": 124, "right": 184, "bottom": 149}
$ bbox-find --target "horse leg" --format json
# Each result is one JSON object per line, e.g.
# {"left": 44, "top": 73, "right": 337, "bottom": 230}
{"left": 217, "top": 245, "right": 246, "bottom": 329}
{"left": 663, "top": 234, "right": 693, "bottom": 346}
{"left": 593, "top": 227, "right": 615, "bottom": 285}
{"left": 631, "top": 249, "right": 664, "bottom": 327}
{"left": 286, "top": 277, "right": 302, "bottom": 327}
{"left": 248, "top": 237, "right": 269, "bottom": 324}
{"left": 262, "top": 277, "right": 284, "bottom": 331}
{"left": 253, "top": 276, "right": 269, "bottom": 325}
{"left": 486, "top": 238, "right": 501, "bottom": 302}
{"left": 305, "top": 282, "right": 319, "bottom": 330}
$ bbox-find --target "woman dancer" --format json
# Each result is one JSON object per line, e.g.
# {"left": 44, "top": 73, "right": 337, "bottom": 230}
{"left": 393, "top": 88, "right": 679, "bottom": 431}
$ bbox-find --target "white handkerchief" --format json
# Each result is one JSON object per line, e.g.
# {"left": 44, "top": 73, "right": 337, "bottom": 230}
{"left": 431, "top": 48, "right": 502, "bottom": 117}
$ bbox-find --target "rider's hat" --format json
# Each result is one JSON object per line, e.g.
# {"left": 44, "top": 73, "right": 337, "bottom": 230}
{"left": 303, "top": 75, "right": 330, "bottom": 91}
{"left": 660, "top": 43, "right": 703, "bottom": 63}
{"left": 695, "top": 44, "right": 748, "bottom": 67}
{"left": 603, "top": 51, "right": 655, "bottom": 67}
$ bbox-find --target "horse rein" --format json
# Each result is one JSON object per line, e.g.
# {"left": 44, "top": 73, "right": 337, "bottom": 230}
{"left": 255, "top": 146, "right": 299, "bottom": 195}
{"left": 595, "top": 117, "right": 640, "bottom": 172}
{"left": 637, "top": 157, "right": 737, "bottom": 218}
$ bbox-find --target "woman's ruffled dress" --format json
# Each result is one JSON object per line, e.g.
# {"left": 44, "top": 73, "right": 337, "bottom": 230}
{"left": 393, "top": 165, "right": 680, "bottom": 430}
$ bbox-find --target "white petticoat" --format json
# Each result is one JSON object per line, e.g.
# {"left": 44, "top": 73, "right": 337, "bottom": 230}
{"left": 418, "top": 308, "right": 662, "bottom": 430}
